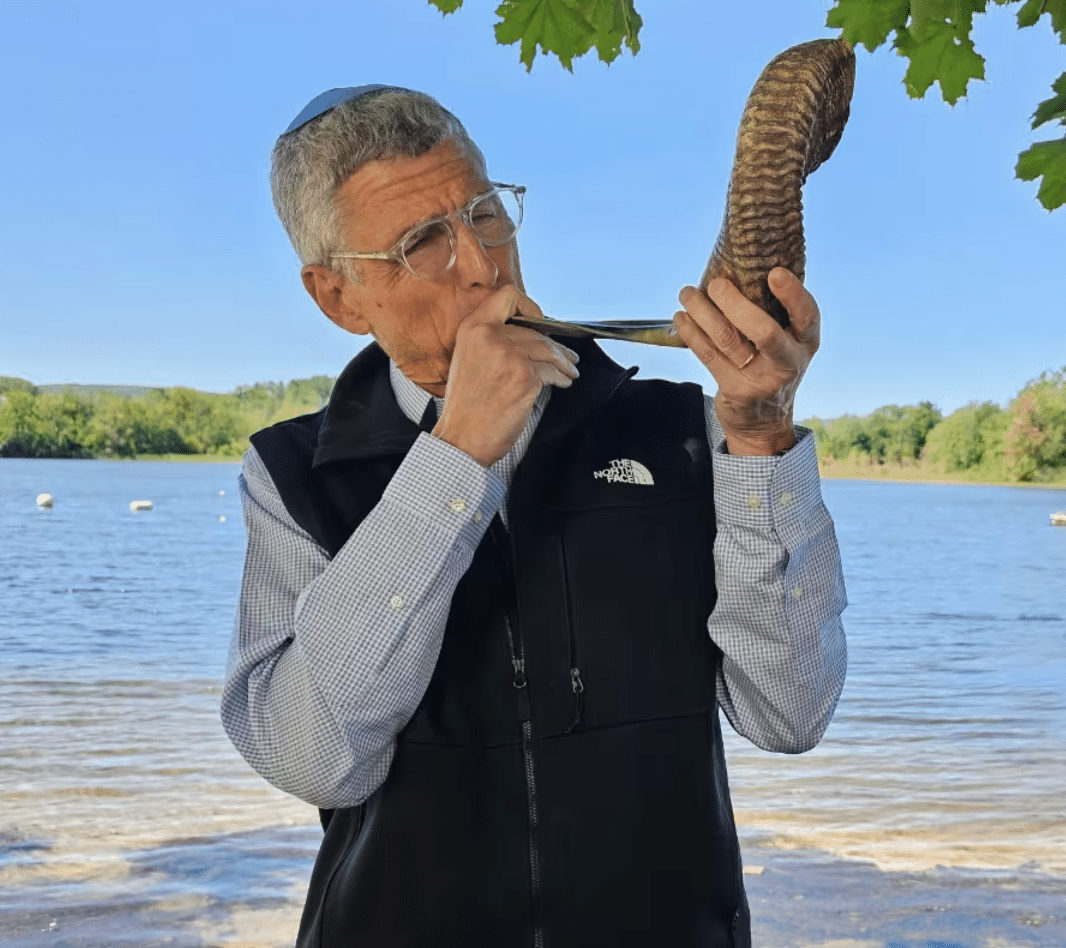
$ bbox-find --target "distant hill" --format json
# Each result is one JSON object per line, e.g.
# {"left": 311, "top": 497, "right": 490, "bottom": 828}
{"left": 0, "top": 376, "right": 38, "bottom": 395}
{"left": 2, "top": 377, "right": 166, "bottom": 398}
{"left": 36, "top": 383, "right": 162, "bottom": 398}
{"left": 1, "top": 378, "right": 332, "bottom": 399}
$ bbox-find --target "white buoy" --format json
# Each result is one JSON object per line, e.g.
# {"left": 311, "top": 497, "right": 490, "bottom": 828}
{"left": 219, "top": 515, "right": 226, "bottom": 522}
{"left": 36, "top": 493, "right": 54, "bottom": 508}
{"left": 129, "top": 500, "right": 153, "bottom": 512}
{"left": 218, "top": 490, "right": 225, "bottom": 496}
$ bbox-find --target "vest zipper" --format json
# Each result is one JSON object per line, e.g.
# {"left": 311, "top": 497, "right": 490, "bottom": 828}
{"left": 564, "top": 668, "right": 584, "bottom": 734}
{"left": 558, "top": 532, "right": 584, "bottom": 735}
{"left": 491, "top": 521, "right": 544, "bottom": 948}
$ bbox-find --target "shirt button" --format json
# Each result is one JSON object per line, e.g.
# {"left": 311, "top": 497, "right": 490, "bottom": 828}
{"left": 746, "top": 493, "right": 762, "bottom": 510}
{"left": 792, "top": 586, "right": 803, "bottom": 600}
{"left": 473, "top": 511, "right": 483, "bottom": 523}
{"left": 448, "top": 498, "right": 467, "bottom": 513}
{"left": 779, "top": 491, "right": 794, "bottom": 508}
{"left": 389, "top": 595, "right": 405, "bottom": 610}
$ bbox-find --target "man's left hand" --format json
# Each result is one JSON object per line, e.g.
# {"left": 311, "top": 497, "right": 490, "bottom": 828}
{"left": 673, "top": 267, "right": 820, "bottom": 457}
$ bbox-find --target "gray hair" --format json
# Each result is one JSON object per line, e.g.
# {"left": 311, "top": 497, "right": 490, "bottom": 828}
{"left": 270, "top": 88, "right": 487, "bottom": 282}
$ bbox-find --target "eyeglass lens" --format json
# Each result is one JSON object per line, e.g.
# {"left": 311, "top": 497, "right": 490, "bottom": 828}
{"left": 401, "top": 189, "right": 522, "bottom": 279}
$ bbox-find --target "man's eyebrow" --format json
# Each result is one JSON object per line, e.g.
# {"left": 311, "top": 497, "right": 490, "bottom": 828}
{"left": 388, "top": 184, "right": 496, "bottom": 244}
{"left": 387, "top": 211, "right": 440, "bottom": 244}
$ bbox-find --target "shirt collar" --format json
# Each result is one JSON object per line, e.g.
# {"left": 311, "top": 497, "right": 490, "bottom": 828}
{"left": 311, "top": 335, "right": 639, "bottom": 468}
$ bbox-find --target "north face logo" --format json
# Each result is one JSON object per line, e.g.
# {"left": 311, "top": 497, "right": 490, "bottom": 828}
{"left": 593, "top": 459, "right": 655, "bottom": 485}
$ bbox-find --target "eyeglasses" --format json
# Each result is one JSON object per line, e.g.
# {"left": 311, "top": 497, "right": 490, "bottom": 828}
{"left": 329, "top": 184, "right": 525, "bottom": 282}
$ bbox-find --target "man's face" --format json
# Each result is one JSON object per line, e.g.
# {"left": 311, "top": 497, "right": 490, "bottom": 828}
{"left": 308, "top": 138, "right": 525, "bottom": 398}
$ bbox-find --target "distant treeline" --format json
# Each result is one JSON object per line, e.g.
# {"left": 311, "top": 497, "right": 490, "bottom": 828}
{"left": 3, "top": 367, "right": 1065, "bottom": 482}
{"left": 799, "top": 366, "right": 1066, "bottom": 484}
{"left": 0, "top": 375, "right": 335, "bottom": 460}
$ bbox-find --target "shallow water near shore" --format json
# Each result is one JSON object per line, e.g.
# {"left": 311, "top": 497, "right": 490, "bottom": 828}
{"left": 1, "top": 459, "right": 1064, "bottom": 946}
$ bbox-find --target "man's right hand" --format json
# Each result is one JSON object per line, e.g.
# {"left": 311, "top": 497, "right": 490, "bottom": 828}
{"left": 431, "top": 285, "right": 581, "bottom": 468}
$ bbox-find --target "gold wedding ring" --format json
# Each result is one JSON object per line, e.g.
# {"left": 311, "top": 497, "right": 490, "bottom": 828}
{"left": 739, "top": 347, "right": 758, "bottom": 370}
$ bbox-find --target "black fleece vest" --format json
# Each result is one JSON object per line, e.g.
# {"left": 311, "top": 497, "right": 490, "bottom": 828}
{"left": 251, "top": 336, "right": 751, "bottom": 948}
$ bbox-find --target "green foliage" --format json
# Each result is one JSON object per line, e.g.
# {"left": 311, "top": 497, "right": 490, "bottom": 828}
{"left": 1003, "top": 366, "right": 1066, "bottom": 480}
{"left": 1017, "top": 138, "right": 1066, "bottom": 209}
{"left": 804, "top": 400, "right": 943, "bottom": 465}
{"left": 803, "top": 370, "right": 1066, "bottom": 483}
{"left": 894, "top": 19, "right": 985, "bottom": 103}
{"left": 495, "top": 0, "right": 600, "bottom": 71}
{"left": 429, "top": 0, "right": 641, "bottom": 71}
{"left": 0, "top": 391, "right": 48, "bottom": 457}
{"left": 0, "top": 376, "right": 38, "bottom": 396}
{"left": 1017, "top": 69, "right": 1066, "bottom": 208}
{"left": 8, "top": 366, "right": 1063, "bottom": 483}
{"left": 83, "top": 394, "right": 181, "bottom": 458}
{"left": 825, "top": 0, "right": 911, "bottom": 52}
{"left": 427, "top": 0, "right": 1065, "bottom": 210}
{"left": 1030, "top": 69, "right": 1066, "bottom": 128}
{"left": 923, "top": 400, "right": 1007, "bottom": 470}
{"left": 0, "top": 376, "right": 336, "bottom": 460}
{"left": 803, "top": 413, "right": 872, "bottom": 463}
{"left": 0, "top": 392, "right": 95, "bottom": 458}
{"left": 826, "top": 0, "right": 1066, "bottom": 210}
{"left": 155, "top": 388, "right": 240, "bottom": 454}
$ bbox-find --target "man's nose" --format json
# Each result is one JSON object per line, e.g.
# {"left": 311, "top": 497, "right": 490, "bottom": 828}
{"left": 452, "top": 221, "right": 499, "bottom": 288}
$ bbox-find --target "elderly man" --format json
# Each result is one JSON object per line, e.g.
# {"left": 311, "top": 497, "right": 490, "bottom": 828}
{"left": 222, "top": 85, "right": 847, "bottom": 948}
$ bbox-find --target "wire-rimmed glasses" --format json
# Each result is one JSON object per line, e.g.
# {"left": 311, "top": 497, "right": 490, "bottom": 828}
{"left": 330, "top": 183, "right": 525, "bottom": 281}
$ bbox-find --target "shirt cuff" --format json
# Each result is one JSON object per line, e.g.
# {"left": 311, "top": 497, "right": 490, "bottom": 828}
{"left": 380, "top": 431, "right": 507, "bottom": 551}
{"left": 711, "top": 426, "right": 822, "bottom": 535}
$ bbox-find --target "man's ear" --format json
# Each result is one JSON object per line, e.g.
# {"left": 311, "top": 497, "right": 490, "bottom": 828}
{"left": 301, "top": 264, "right": 371, "bottom": 335}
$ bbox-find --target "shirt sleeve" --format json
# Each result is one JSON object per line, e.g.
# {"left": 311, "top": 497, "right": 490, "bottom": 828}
{"left": 704, "top": 395, "right": 849, "bottom": 753}
{"left": 221, "top": 435, "right": 505, "bottom": 810}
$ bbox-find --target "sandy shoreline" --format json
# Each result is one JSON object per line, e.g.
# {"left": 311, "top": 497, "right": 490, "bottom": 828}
{"left": 822, "top": 471, "right": 1066, "bottom": 488}
{"left": 818, "top": 469, "right": 1066, "bottom": 490}
{"left": 3, "top": 828, "right": 1063, "bottom": 948}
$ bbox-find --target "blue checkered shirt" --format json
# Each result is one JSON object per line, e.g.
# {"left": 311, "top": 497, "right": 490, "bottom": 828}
{"left": 222, "top": 360, "right": 848, "bottom": 809}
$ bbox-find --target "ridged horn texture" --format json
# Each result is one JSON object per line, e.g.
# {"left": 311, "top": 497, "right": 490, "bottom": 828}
{"left": 701, "top": 37, "right": 856, "bottom": 331}
{"left": 508, "top": 38, "right": 855, "bottom": 347}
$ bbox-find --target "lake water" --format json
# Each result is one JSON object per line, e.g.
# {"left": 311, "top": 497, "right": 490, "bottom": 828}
{"left": 1, "top": 459, "right": 1064, "bottom": 947}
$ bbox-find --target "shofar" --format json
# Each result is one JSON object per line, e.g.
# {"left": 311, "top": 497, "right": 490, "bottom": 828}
{"left": 511, "top": 36, "right": 856, "bottom": 345}
{"left": 701, "top": 36, "right": 856, "bottom": 331}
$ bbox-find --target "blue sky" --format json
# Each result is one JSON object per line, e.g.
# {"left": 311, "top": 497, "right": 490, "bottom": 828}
{"left": 1, "top": 0, "right": 1062, "bottom": 420}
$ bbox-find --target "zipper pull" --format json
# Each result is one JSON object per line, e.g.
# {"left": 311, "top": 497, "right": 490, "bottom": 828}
{"left": 512, "top": 658, "right": 527, "bottom": 689}
{"left": 564, "top": 668, "right": 584, "bottom": 734}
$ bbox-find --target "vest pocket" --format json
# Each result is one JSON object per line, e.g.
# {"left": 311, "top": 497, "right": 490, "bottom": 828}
{"left": 548, "top": 497, "right": 719, "bottom": 732}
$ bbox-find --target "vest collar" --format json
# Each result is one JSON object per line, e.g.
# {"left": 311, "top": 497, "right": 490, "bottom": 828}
{"left": 312, "top": 334, "right": 640, "bottom": 467}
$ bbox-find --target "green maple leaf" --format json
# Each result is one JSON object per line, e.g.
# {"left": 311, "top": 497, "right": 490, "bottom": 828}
{"left": 825, "top": 0, "right": 910, "bottom": 53}
{"left": 910, "top": 0, "right": 977, "bottom": 41}
{"left": 579, "top": 0, "right": 642, "bottom": 63}
{"left": 495, "top": 0, "right": 596, "bottom": 71}
{"left": 1017, "top": 0, "right": 1066, "bottom": 36}
{"left": 1032, "top": 72, "right": 1066, "bottom": 129}
{"left": 615, "top": 0, "right": 642, "bottom": 55}
{"left": 1019, "top": 0, "right": 1061, "bottom": 31}
{"left": 1017, "top": 0, "right": 1044, "bottom": 28}
{"left": 1016, "top": 137, "right": 1066, "bottom": 210}
{"left": 894, "top": 21, "right": 985, "bottom": 103}
{"left": 427, "top": 0, "right": 464, "bottom": 13}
